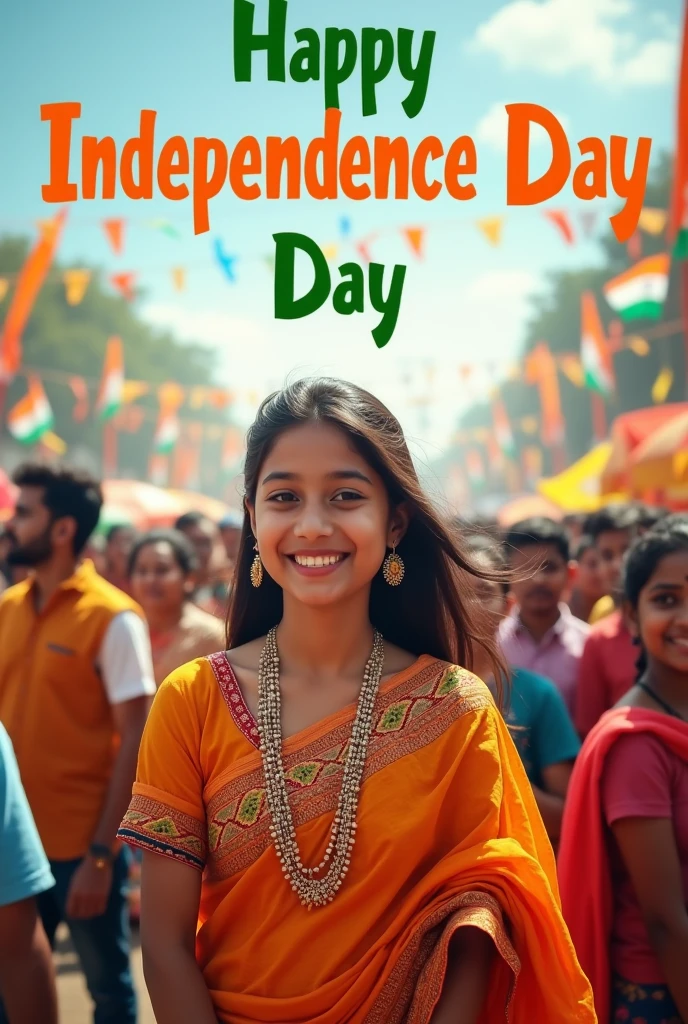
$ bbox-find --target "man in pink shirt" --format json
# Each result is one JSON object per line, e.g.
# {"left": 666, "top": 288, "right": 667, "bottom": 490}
{"left": 499, "top": 517, "right": 589, "bottom": 716}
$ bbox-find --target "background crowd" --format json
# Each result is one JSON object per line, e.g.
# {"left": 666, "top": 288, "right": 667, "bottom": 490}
{"left": 0, "top": 462, "right": 686, "bottom": 1022}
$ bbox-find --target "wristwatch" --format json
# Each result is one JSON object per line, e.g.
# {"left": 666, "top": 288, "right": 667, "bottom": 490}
{"left": 88, "top": 843, "right": 114, "bottom": 869}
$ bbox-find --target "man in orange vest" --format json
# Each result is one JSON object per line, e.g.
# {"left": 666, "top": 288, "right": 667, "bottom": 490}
{"left": 0, "top": 463, "right": 156, "bottom": 1024}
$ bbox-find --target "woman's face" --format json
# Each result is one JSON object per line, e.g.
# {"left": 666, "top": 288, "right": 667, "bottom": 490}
{"left": 631, "top": 548, "right": 688, "bottom": 675}
{"left": 130, "top": 540, "right": 191, "bottom": 614}
{"left": 248, "top": 421, "right": 406, "bottom": 609}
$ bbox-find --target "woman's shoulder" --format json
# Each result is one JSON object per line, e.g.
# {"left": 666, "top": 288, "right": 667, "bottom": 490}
{"left": 156, "top": 653, "right": 224, "bottom": 709}
{"left": 403, "top": 655, "right": 495, "bottom": 715}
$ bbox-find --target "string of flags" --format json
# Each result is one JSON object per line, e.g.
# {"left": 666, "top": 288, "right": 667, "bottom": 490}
{"left": 0, "top": 205, "right": 673, "bottom": 308}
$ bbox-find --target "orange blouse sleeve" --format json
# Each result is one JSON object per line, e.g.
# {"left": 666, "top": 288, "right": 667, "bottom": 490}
{"left": 117, "top": 665, "right": 208, "bottom": 871}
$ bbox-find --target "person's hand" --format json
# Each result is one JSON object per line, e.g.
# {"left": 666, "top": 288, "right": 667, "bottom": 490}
{"left": 65, "top": 857, "right": 113, "bottom": 919}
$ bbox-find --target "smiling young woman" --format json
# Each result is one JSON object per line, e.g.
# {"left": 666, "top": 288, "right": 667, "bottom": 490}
{"left": 118, "top": 378, "right": 594, "bottom": 1024}
{"left": 559, "top": 518, "right": 688, "bottom": 1024}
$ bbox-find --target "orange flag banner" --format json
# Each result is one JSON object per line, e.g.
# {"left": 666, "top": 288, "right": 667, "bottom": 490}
{"left": 0, "top": 210, "right": 67, "bottom": 382}
{"left": 103, "top": 218, "right": 125, "bottom": 255}
{"left": 544, "top": 209, "right": 575, "bottom": 245}
{"left": 402, "top": 227, "right": 425, "bottom": 259}
{"left": 69, "top": 376, "right": 89, "bottom": 422}
{"left": 63, "top": 268, "right": 91, "bottom": 306}
{"left": 525, "top": 342, "right": 565, "bottom": 448}
{"left": 110, "top": 272, "right": 137, "bottom": 303}
{"left": 171, "top": 267, "right": 186, "bottom": 292}
{"left": 0, "top": 280, "right": 9, "bottom": 303}
{"left": 475, "top": 216, "right": 504, "bottom": 247}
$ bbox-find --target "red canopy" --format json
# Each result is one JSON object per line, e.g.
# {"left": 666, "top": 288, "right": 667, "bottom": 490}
{"left": 601, "top": 404, "right": 688, "bottom": 494}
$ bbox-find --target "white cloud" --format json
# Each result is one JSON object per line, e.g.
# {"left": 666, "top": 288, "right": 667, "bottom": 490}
{"left": 142, "top": 304, "right": 266, "bottom": 351}
{"left": 476, "top": 101, "right": 570, "bottom": 151}
{"left": 469, "top": 0, "right": 677, "bottom": 87}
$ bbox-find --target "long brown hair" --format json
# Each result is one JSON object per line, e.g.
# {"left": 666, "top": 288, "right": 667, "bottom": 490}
{"left": 226, "top": 378, "right": 506, "bottom": 691}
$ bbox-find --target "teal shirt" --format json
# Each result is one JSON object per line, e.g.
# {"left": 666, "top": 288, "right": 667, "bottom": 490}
{"left": 502, "top": 668, "right": 581, "bottom": 788}
{"left": 0, "top": 724, "right": 55, "bottom": 907}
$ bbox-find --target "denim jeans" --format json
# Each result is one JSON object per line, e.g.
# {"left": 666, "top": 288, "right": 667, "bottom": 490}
{"left": 0, "top": 848, "right": 137, "bottom": 1024}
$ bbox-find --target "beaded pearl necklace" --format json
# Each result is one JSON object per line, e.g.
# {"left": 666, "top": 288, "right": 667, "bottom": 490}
{"left": 257, "top": 626, "right": 385, "bottom": 909}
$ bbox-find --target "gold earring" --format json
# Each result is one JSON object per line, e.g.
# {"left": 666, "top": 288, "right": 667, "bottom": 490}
{"left": 382, "top": 544, "right": 405, "bottom": 586}
{"left": 250, "top": 546, "right": 263, "bottom": 588}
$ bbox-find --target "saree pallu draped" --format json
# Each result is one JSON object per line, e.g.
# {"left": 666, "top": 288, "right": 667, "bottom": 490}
{"left": 558, "top": 707, "right": 688, "bottom": 1024}
{"left": 118, "top": 654, "right": 595, "bottom": 1023}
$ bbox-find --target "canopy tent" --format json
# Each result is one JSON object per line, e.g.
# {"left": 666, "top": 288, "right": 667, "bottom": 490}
{"left": 538, "top": 442, "right": 623, "bottom": 513}
{"left": 626, "top": 410, "right": 688, "bottom": 505}
{"left": 165, "top": 489, "right": 231, "bottom": 523}
{"left": 601, "top": 404, "right": 688, "bottom": 495}
{"left": 98, "top": 480, "right": 186, "bottom": 533}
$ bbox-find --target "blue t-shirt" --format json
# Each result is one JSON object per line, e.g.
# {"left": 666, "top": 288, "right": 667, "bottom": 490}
{"left": 503, "top": 668, "right": 581, "bottom": 788}
{"left": 0, "top": 723, "right": 55, "bottom": 907}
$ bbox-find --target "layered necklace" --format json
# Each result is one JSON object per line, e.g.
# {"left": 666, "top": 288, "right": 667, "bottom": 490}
{"left": 257, "top": 626, "right": 385, "bottom": 909}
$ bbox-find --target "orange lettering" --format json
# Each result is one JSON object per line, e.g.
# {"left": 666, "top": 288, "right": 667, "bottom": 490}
{"left": 82, "top": 136, "right": 117, "bottom": 199}
{"left": 192, "top": 138, "right": 228, "bottom": 234}
{"left": 158, "top": 137, "right": 190, "bottom": 200}
{"left": 121, "top": 110, "right": 156, "bottom": 200}
{"left": 340, "top": 137, "right": 371, "bottom": 200}
{"left": 374, "top": 137, "right": 409, "bottom": 199}
{"left": 506, "top": 103, "right": 570, "bottom": 205}
{"left": 572, "top": 137, "right": 607, "bottom": 200}
{"left": 266, "top": 136, "right": 301, "bottom": 199}
{"left": 41, "top": 102, "right": 80, "bottom": 202}
{"left": 608, "top": 135, "right": 652, "bottom": 243}
{"left": 444, "top": 136, "right": 477, "bottom": 200}
{"left": 412, "top": 136, "right": 443, "bottom": 200}
{"left": 304, "top": 108, "right": 341, "bottom": 200}
{"left": 230, "top": 137, "right": 262, "bottom": 200}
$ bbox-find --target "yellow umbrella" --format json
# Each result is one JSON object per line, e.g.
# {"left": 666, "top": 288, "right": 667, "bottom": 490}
{"left": 537, "top": 442, "right": 624, "bottom": 513}
{"left": 628, "top": 411, "right": 688, "bottom": 491}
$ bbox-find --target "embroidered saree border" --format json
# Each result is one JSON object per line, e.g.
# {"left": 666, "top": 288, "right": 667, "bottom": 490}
{"left": 207, "top": 651, "right": 260, "bottom": 747}
{"left": 364, "top": 891, "right": 521, "bottom": 1024}
{"left": 205, "top": 662, "right": 491, "bottom": 882}
{"left": 118, "top": 794, "right": 208, "bottom": 870}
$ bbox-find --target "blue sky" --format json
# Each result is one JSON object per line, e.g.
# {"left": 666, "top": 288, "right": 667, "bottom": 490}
{"left": 0, "top": 0, "right": 681, "bottom": 457}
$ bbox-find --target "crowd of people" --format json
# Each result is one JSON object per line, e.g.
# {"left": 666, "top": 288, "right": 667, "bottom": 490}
{"left": 0, "top": 376, "right": 685, "bottom": 1024}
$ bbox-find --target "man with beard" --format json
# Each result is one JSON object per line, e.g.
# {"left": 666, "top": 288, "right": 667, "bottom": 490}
{"left": 499, "top": 517, "right": 589, "bottom": 717}
{"left": 0, "top": 464, "right": 155, "bottom": 1024}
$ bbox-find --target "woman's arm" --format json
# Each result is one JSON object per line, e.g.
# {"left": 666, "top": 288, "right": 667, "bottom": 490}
{"left": 139, "top": 852, "right": 218, "bottom": 1024}
{"left": 429, "top": 926, "right": 495, "bottom": 1024}
{"left": 611, "top": 817, "right": 688, "bottom": 1019}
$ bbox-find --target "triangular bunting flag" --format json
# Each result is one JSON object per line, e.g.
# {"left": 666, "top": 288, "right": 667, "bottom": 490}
{"left": 638, "top": 208, "right": 668, "bottom": 236}
{"left": 581, "top": 291, "right": 615, "bottom": 396}
{"left": 603, "top": 254, "right": 670, "bottom": 322}
{"left": 214, "top": 239, "right": 238, "bottom": 282}
{"left": 402, "top": 227, "right": 425, "bottom": 259}
{"left": 8, "top": 375, "right": 54, "bottom": 445}
{"left": 544, "top": 209, "right": 575, "bottom": 244}
{"left": 110, "top": 272, "right": 137, "bottom": 303}
{"left": 171, "top": 267, "right": 186, "bottom": 292}
{"left": 476, "top": 216, "right": 504, "bottom": 247}
{"left": 63, "top": 268, "right": 91, "bottom": 306}
{"left": 97, "top": 337, "right": 125, "bottom": 421}
{"left": 338, "top": 215, "right": 352, "bottom": 239}
{"left": 651, "top": 367, "right": 674, "bottom": 404}
{"left": 121, "top": 380, "right": 150, "bottom": 404}
{"left": 148, "top": 219, "right": 181, "bottom": 240}
{"left": 356, "top": 240, "right": 372, "bottom": 264}
{"left": 103, "top": 218, "right": 125, "bottom": 255}
{"left": 40, "top": 431, "right": 67, "bottom": 456}
{"left": 69, "top": 376, "right": 89, "bottom": 422}
{"left": 559, "top": 354, "right": 585, "bottom": 388}
{"left": 0, "top": 280, "right": 9, "bottom": 302}
{"left": 627, "top": 336, "right": 650, "bottom": 357}
{"left": 321, "top": 243, "right": 339, "bottom": 262}
{"left": 626, "top": 232, "right": 642, "bottom": 262}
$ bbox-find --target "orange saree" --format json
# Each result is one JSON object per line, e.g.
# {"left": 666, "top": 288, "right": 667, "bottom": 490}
{"left": 118, "top": 653, "right": 595, "bottom": 1023}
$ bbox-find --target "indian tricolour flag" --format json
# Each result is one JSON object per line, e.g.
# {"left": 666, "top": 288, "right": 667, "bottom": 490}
{"left": 153, "top": 413, "right": 179, "bottom": 455}
{"left": 97, "top": 336, "right": 124, "bottom": 420}
{"left": 8, "top": 375, "right": 54, "bottom": 445}
{"left": 466, "top": 449, "right": 485, "bottom": 486}
{"left": 602, "top": 254, "right": 670, "bottom": 322}
{"left": 492, "top": 397, "right": 516, "bottom": 458}
{"left": 581, "top": 291, "right": 615, "bottom": 396}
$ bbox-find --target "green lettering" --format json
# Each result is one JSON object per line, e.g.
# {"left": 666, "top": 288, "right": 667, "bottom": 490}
{"left": 233, "top": 0, "right": 287, "bottom": 82}
{"left": 369, "top": 262, "right": 406, "bottom": 347}
{"left": 290, "top": 28, "right": 320, "bottom": 82}
{"left": 324, "top": 27, "right": 357, "bottom": 110}
{"left": 360, "top": 29, "right": 394, "bottom": 117}
{"left": 273, "top": 232, "right": 331, "bottom": 319}
{"left": 397, "top": 28, "right": 436, "bottom": 119}
{"left": 333, "top": 263, "right": 365, "bottom": 314}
